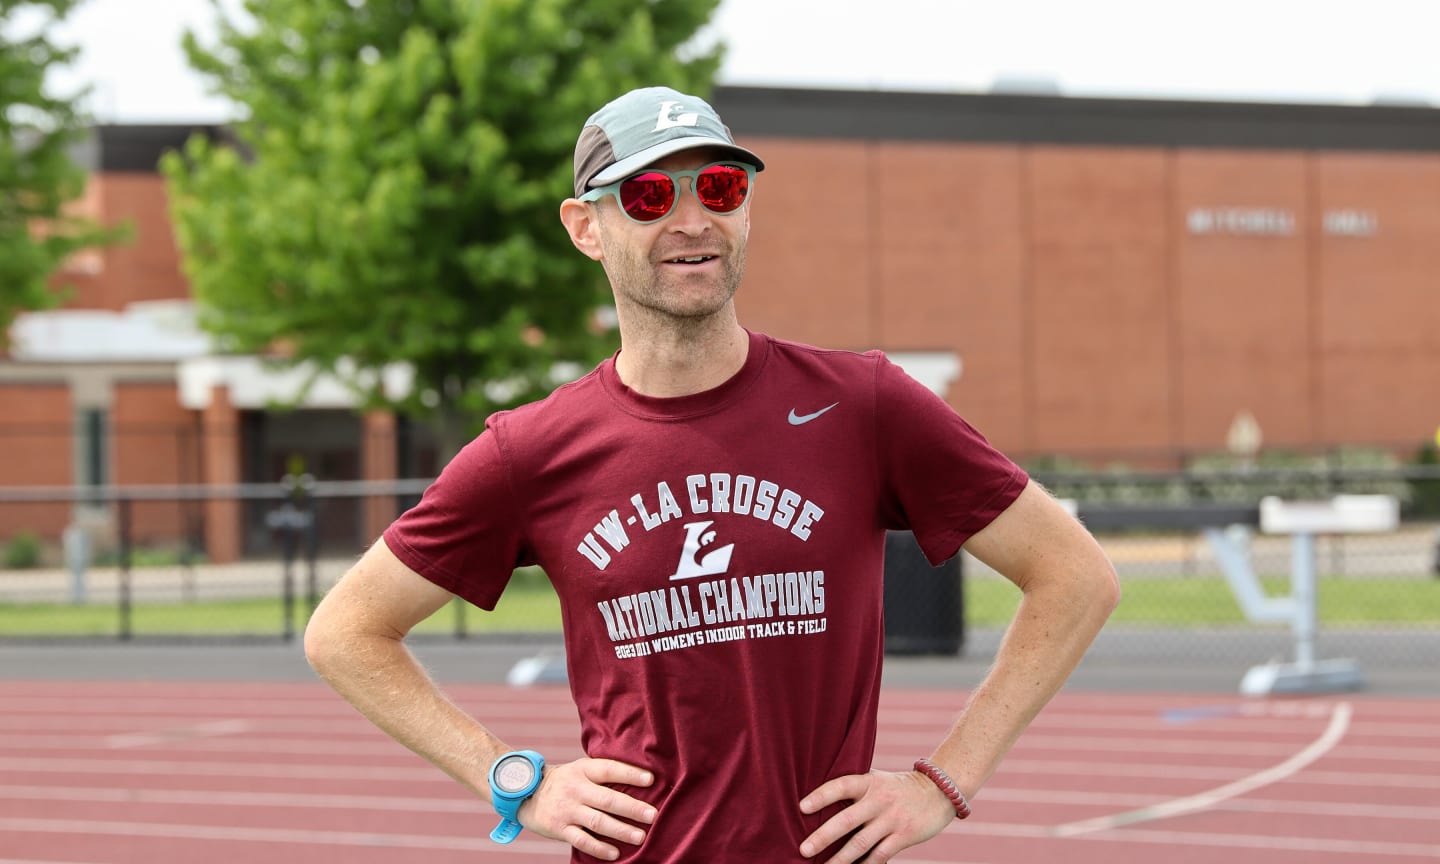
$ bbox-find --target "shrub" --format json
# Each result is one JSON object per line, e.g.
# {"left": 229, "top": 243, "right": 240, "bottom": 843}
{"left": 4, "top": 532, "right": 44, "bottom": 569}
{"left": 1410, "top": 441, "right": 1440, "bottom": 518}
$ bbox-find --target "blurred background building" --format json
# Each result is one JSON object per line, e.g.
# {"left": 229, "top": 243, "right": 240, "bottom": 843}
{"left": 3, "top": 86, "right": 1439, "bottom": 561}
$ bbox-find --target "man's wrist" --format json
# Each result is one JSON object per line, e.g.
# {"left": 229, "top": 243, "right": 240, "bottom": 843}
{"left": 489, "top": 750, "right": 546, "bottom": 844}
{"left": 913, "top": 757, "right": 972, "bottom": 820}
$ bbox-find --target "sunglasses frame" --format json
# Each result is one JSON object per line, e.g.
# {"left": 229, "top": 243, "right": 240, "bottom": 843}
{"left": 579, "top": 161, "right": 757, "bottom": 224}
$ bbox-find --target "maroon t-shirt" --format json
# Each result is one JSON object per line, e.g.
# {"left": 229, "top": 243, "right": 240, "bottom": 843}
{"left": 384, "top": 330, "right": 1026, "bottom": 863}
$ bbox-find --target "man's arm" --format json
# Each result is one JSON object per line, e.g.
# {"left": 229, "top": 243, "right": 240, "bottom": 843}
{"left": 925, "top": 478, "right": 1120, "bottom": 793}
{"left": 800, "top": 479, "right": 1120, "bottom": 861}
{"left": 304, "top": 538, "right": 656, "bottom": 860}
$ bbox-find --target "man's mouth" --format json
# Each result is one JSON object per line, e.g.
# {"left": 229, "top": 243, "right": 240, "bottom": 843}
{"left": 663, "top": 255, "right": 717, "bottom": 265}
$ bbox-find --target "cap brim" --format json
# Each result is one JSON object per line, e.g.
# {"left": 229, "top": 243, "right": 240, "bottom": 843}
{"left": 588, "top": 137, "right": 765, "bottom": 189}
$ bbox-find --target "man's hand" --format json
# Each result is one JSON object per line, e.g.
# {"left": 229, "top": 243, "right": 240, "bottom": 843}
{"left": 520, "top": 757, "right": 657, "bottom": 861}
{"left": 798, "top": 769, "right": 954, "bottom": 862}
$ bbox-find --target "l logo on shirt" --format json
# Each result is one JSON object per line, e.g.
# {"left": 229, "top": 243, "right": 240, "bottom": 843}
{"left": 671, "top": 520, "right": 734, "bottom": 580}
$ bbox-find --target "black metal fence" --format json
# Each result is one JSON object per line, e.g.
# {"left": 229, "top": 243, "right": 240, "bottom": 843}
{"left": 0, "top": 478, "right": 425, "bottom": 642}
{"left": 2, "top": 469, "right": 1437, "bottom": 667}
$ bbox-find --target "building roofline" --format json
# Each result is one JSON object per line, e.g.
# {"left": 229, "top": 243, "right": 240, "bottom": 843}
{"left": 711, "top": 85, "right": 1440, "bottom": 152}
{"left": 83, "top": 124, "right": 228, "bottom": 172}
{"left": 83, "top": 87, "right": 1440, "bottom": 174}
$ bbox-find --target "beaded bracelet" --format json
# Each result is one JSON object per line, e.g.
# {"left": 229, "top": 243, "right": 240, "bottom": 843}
{"left": 913, "top": 758, "right": 972, "bottom": 820}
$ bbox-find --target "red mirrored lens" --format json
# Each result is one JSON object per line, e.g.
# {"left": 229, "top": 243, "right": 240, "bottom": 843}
{"left": 696, "top": 165, "right": 749, "bottom": 213}
{"left": 618, "top": 173, "right": 677, "bottom": 222}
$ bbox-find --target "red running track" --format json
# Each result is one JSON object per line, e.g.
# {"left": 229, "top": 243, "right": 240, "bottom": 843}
{"left": 1, "top": 681, "right": 1438, "bottom": 863}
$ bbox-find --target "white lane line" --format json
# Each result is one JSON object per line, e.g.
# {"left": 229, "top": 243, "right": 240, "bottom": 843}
{"left": 5, "top": 723, "right": 582, "bottom": 755}
{"left": 1002, "top": 733, "right": 1440, "bottom": 763}
{"left": 0, "top": 694, "right": 574, "bottom": 717}
{"left": 0, "top": 816, "right": 555, "bottom": 855}
{"left": 1074, "top": 827, "right": 1440, "bottom": 859}
{"left": 943, "top": 820, "right": 1440, "bottom": 858}
{"left": 878, "top": 860, "right": 992, "bottom": 864}
{"left": 1053, "top": 701, "right": 1353, "bottom": 837}
{"left": 105, "top": 719, "right": 253, "bottom": 749}
{"left": 8, "top": 780, "right": 1440, "bottom": 823}
{"left": 982, "top": 786, "right": 1440, "bottom": 821}
{"left": 950, "top": 758, "right": 1440, "bottom": 790}
{"left": 1016, "top": 734, "right": 1304, "bottom": 757}
{"left": 9, "top": 782, "right": 1440, "bottom": 823}
{"left": 0, "top": 756, "right": 447, "bottom": 782}
{"left": 14, "top": 749, "right": 1434, "bottom": 796}
{"left": 15, "top": 727, "right": 1434, "bottom": 762}
{"left": 0, "top": 784, "right": 479, "bottom": 813}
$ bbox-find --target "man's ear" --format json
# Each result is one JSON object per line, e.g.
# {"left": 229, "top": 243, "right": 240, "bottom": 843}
{"left": 560, "top": 199, "right": 604, "bottom": 261}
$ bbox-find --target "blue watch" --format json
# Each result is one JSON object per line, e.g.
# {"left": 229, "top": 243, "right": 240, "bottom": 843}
{"left": 488, "top": 750, "right": 545, "bottom": 844}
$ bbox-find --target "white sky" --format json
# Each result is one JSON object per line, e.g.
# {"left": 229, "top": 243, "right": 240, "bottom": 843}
{"left": 26, "top": 0, "right": 1440, "bottom": 122}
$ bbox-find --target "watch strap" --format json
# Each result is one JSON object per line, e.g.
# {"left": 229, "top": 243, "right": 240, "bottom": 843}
{"left": 490, "top": 816, "right": 524, "bottom": 844}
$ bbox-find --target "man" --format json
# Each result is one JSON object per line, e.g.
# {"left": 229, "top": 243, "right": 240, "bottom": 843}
{"left": 305, "top": 86, "right": 1120, "bottom": 864}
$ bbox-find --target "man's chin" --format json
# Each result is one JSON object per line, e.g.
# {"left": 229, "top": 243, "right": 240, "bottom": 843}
{"left": 652, "top": 281, "right": 738, "bottom": 317}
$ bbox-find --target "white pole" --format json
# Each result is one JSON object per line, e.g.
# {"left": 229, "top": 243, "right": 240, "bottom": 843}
{"left": 1290, "top": 532, "right": 1317, "bottom": 670}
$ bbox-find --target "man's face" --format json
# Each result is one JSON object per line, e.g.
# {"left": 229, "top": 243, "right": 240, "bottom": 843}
{"left": 589, "top": 147, "right": 752, "bottom": 322}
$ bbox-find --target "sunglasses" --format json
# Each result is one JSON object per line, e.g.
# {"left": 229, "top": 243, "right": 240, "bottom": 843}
{"left": 580, "top": 161, "right": 756, "bottom": 224}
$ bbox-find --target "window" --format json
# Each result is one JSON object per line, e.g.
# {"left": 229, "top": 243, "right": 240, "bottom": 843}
{"left": 76, "top": 407, "right": 108, "bottom": 504}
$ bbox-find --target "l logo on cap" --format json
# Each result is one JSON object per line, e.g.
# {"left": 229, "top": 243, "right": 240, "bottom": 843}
{"left": 654, "top": 101, "right": 700, "bottom": 131}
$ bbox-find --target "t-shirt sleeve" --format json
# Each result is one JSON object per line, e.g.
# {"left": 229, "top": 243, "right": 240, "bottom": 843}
{"left": 381, "top": 425, "right": 527, "bottom": 610}
{"left": 873, "top": 353, "right": 1028, "bottom": 565}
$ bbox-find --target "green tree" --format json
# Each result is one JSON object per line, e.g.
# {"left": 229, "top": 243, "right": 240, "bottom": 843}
{"left": 0, "top": 0, "right": 118, "bottom": 346}
{"left": 163, "top": 0, "right": 723, "bottom": 453}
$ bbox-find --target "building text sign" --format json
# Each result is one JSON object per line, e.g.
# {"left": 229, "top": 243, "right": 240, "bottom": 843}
{"left": 1187, "top": 207, "right": 1378, "bottom": 237}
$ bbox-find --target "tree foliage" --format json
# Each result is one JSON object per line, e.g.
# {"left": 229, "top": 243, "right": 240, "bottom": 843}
{"left": 163, "top": 0, "right": 724, "bottom": 449}
{"left": 0, "top": 0, "right": 118, "bottom": 346}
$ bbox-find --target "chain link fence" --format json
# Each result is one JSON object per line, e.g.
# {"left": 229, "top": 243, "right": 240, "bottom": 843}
{"left": 2, "top": 469, "right": 1437, "bottom": 673}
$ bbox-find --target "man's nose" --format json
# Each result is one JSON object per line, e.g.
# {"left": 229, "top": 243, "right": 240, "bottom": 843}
{"left": 666, "top": 177, "right": 708, "bottom": 231}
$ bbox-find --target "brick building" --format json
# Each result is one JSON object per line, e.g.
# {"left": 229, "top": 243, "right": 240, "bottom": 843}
{"left": 3, "top": 87, "right": 1439, "bottom": 561}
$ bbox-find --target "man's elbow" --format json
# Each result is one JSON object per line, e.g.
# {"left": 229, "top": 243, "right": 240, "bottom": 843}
{"left": 1088, "top": 553, "right": 1122, "bottom": 620}
{"left": 302, "top": 604, "right": 339, "bottom": 679}
{"left": 303, "top": 590, "right": 364, "bottom": 682}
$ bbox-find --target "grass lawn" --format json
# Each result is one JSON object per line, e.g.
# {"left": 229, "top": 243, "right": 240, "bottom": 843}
{"left": 964, "top": 575, "right": 1440, "bottom": 627}
{"left": 1, "top": 570, "right": 1434, "bottom": 637}
{"left": 0, "top": 569, "right": 562, "bottom": 638}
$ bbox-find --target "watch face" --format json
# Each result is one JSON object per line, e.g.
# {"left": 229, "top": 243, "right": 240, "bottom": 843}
{"left": 494, "top": 754, "right": 538, "bottom": 794}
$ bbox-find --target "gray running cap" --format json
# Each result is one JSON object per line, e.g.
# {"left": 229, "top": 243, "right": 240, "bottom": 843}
{"left": 573, "top": 86, "right": 765, "bottom": 198}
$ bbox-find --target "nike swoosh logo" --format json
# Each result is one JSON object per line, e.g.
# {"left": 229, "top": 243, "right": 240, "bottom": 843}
{"left": 788, "top": 402, "right": 839, "bottom": 426}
